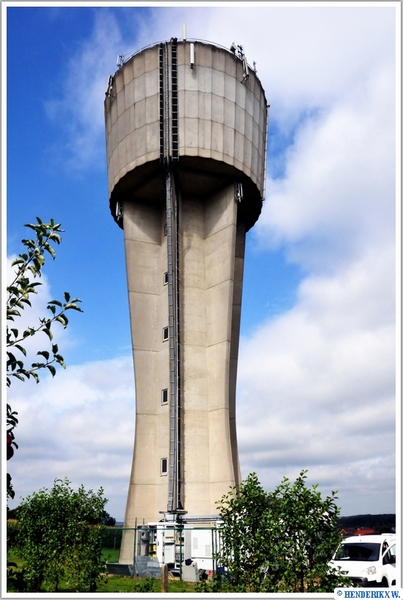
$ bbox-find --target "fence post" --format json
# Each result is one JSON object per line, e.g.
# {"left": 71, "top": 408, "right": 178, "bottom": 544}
{"left": 161, "top": 563, "right": 168, "bottom": 592}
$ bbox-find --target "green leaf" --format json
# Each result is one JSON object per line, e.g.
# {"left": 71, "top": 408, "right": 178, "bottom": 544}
{"left": 12, "top": 373, "right": 26, "bottom": 382}
{"left": 64, "top": 303, "right": 81, "bottom": 311}
{"left": 7, "top": 310, "right": 20, "bottom": 319}
{"left": 44, "top": 243, "right": 56, "bottom": 259}
{"left": 11, "top": 256, "right": 26, "bottom": 266}
{"left": 15, "top": 344, "right": 27, "bottom": 356}
{"left": 30, "top": 372, "right": 40, "bottom": 384}
{"left": 23, "top": 328, "right": 35, "bottom": 337}
{"left": 47, "top": 365, "right": 56, "bottom": 377}
{"left": 56, "top": 315, "right": 68, "bottom": 327}
{"left": 21, "top": 237, "right": 36, "bottom": 247}
{"left": 43, "top": 327, "right": 54, "bottom": 341}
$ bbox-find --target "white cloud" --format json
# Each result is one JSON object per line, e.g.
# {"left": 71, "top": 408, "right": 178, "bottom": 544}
{"left": 174, "top": 5, "right": 395, "bottom": 122}
{"left": 7, "top": 356, "right": 135, "bottom": 520}
{"left": 257, "top": 63, "right": 395, "bottom": 268}
{"left": 236, "top": 246, "right": 396, "bottom": 514}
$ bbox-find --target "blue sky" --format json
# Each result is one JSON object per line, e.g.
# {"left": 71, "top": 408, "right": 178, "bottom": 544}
{"left": 4, "top": 3, "right": 400, "bottom": 522}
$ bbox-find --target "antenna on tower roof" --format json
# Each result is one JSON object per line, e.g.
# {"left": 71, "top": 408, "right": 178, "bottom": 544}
{"left": 182, "top": 23, "right": 187, "bottom": 41}
{"left": 231, "top": 44, "right": 250, "bottom": 84}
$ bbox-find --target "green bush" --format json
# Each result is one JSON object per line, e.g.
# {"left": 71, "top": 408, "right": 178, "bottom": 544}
{"left": 195, "top": 573, "right": 233, "bottom": 593}
{"left": 132, "top": 576, "right": 155, "bottom": 592}
{"left": 14, "top": 478, "right": 107, "bottom": 592}
{"left": 207, "top": 470, "right": 351, "bottom": 593}
{"left": 6, "top": 562, "right": 26, "bottom": 592}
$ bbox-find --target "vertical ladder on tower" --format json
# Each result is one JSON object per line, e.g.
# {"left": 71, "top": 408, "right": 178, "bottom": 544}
{"left": 160, "top": 39, "right": 182, "bottom": 515}
{"left": 159, "top": 44, "right": 165, "bottom": 163}
{"left": 171, "top": 37, "right": 182, "bottom": 511}
{"left": 171, "top": 38, "right": 179, "bottom": 162}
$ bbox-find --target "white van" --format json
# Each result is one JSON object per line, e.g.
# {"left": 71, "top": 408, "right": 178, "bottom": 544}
{"left": 329, "top": 534, "right": 397, "bottom": 587}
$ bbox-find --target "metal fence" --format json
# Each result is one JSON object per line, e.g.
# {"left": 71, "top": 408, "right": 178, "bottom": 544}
{"left": 103, "top": 524, "right": 222, "bottom": 581}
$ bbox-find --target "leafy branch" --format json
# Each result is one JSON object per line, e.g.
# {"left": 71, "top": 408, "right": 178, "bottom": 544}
{"left": 6, "top": 217, "right": 83, "bottom": 387}
{"left": 6, "top": 217, "right": 83, "bottom": 499}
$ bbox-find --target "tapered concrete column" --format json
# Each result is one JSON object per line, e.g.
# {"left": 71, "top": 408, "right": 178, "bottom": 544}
{"left": 180, "top": 185, "right": 241, "bottom": 513}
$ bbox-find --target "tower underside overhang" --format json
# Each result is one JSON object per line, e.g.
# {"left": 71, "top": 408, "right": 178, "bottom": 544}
{"left": 109, "top": 156, "right": 263, "bottom": 231}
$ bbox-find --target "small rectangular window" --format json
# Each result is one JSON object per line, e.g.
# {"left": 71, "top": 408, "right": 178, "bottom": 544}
{"left": 163, "top": 272, "right": 168, "bottom": 285}
{"left": 160, "top": 458, "right": 168, "bottom": 475}
{"left": 161, "top": 388, "right": 168, "bottom": 405}
{"left": 163, "top": 327, "right": 169, "bottom": 341}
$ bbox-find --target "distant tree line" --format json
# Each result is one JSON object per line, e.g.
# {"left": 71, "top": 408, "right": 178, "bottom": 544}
{"left": 337, "top": 514, "right": 395, "bottom": 533}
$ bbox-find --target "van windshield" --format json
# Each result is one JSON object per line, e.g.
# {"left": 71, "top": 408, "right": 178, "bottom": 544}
{"left": 334, "top": 543, "right": 380, "bottom": 562}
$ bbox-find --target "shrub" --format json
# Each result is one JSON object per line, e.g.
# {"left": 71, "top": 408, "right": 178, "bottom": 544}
{"left": 14, "top": 478, "right": 107, "bottom": 592}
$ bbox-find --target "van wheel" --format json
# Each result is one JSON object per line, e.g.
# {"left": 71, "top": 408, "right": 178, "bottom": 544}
{"left": 381, "top": 578, "right": 388, "bottom": 588}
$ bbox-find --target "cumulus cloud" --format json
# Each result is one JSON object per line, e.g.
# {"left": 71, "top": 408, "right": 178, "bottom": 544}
{"left": 7, "top": 356, "right": 135, "bottom": 519}
{"left": 176, "top": 5, "right": 395, "bottom": 121}
{"left": 236, "top": 242, "right": 396, "bottom": 513}
{"left": 257, "top": 64, "right": 395, "bottom": 270}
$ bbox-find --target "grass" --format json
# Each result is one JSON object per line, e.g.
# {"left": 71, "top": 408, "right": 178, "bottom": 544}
{"left": 7, "top": 548, "right": 197, "bottom": 593}
{"left": 97, "top": 576, "right": 196, "bottom": 593}
{"left": 102, "top": 548, "right": 120, "bottom": 563}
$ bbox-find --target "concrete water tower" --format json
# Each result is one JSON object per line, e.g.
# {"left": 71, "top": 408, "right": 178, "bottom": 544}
{"left": 104, "top": 35, "right": 268, "bottom": 563}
